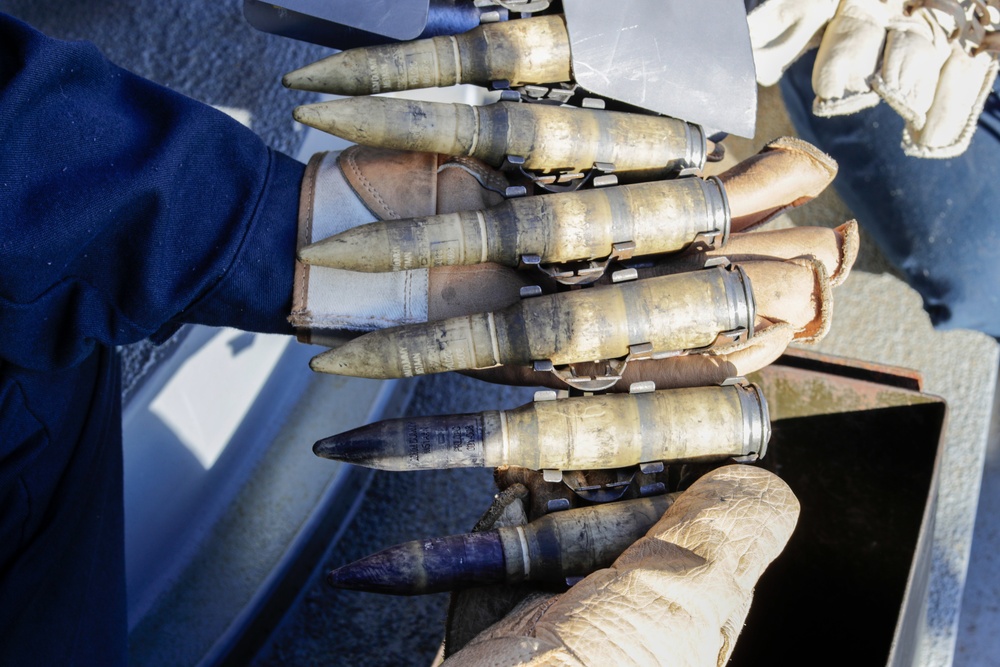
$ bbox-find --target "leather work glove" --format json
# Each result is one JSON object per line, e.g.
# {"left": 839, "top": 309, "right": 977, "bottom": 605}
{"left": 289, "top": 145, "right": 536, "bottom": 345}
{"left": 748, "top": 0, "right": 1000, "bottom": 158}
{"left": 438, "top": 465, "right": 800, "bottom": 666}
{"left": 462, "top": 137, "right": 859, "bottom": 391}
{"left": 291, "top": 136, "right": 858, "bottom": 388}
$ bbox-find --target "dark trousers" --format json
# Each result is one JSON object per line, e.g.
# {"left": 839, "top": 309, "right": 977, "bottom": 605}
{"left": 780, "top": 52, "right": 1000, "bottom": 338}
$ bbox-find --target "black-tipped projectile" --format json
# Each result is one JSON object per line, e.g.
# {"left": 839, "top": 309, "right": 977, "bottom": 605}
{"left": 314, "top": 384, "right": 770, "bottom": 472}
{"left": 327, "top": 493, "right": 677, "bottom": 595}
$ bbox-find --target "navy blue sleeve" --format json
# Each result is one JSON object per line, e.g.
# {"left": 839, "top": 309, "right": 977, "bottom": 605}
{"left": 0, "top": 12, "right": 303, "bottom": 373}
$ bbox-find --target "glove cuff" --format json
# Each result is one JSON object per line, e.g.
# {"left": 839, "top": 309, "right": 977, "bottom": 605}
{"left": 289, "top": 150, "right": 430, "bottom": 335}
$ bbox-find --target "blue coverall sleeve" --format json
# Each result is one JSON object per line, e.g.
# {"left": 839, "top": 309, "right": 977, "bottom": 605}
{"left": 0, "top": 12, "right": 304, "bottom": 373}
{"left": 0, "top": 14, "right": 307, "bottom": 665}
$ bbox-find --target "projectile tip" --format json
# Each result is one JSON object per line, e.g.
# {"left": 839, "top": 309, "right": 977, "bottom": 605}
{"left": 291, "top": 104, "right": 318, "bottom": 127}
{"left": 312, "top": 432, "right": 353, "bottom": 460}
{"left": 326, "top": 562, "right": 368, "bottom": 591}
{"left": 282, "top": 52, "right": 362, "bottom": 94}
{"left": 307, "top": 353, "right": 324, "bottom": 373}
{"left": 282, "top": 62, "right": 321, "bottom": 91}
{"left": 312, "top": 436, "right": 331, "bottom": 458}
{"left": 296, "top": 244, "right": 317, "bottom": 265}
{"left": 309, "top": 337, "right": 394, "bottom": 378}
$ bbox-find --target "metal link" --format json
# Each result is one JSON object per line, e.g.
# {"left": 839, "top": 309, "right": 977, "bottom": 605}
{"left": 492, "top": 0, "right": 552, "bottom": 13}
{"left": 906, "top": 0, "right": 1000, "bottom": 54}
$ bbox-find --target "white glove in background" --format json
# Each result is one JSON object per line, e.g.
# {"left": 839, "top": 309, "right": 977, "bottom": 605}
{"left": 748, "top": 0, "right": 1000, "bottom": 158}
{"left": 749, "top": 0, "right": 840, "bottom": 86}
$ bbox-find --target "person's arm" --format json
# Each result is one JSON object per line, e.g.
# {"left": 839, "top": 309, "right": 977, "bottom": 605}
{"left": 0, "top": 12, "right": 303, "bottom": 373}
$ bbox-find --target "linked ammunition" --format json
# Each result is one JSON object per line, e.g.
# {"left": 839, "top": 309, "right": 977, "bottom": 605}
{"left": 292, "top": 97, "right": 707, "bottom": 175}
{"left": 327, "top": 493, "right": 678, "bottom": 595}
{"left": 314, "top": 384, "right": 769, "bottom": 472}
{"left": 298, "top": 176, "right": 730, "bottom": 272}
{"left": 309, "top": 265, "right": 754, "bottom": 380}
{"left": 283, "top": 15, "right": 571, "bottom": 95}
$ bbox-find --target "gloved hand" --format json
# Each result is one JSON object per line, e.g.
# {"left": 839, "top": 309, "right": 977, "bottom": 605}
{"left": 289, "top": 145, "right": 537, "bottom": 344}
{"left": 439, "top": 464, "right": 800, "bottom": 666}
{"left": 284, "top": 18, "right": 808, "bottom": 665}
{"left": 292, "top": 136, "right": 857, "bottom": 388}
{"left": 749, "top": 0, "right": 1000, "bottom": 158}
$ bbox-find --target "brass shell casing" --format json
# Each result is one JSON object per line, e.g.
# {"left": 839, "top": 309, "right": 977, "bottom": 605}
{"left": 292, "top": 97, "right": 707, "bottom": 174}
{"left": 300, "top": 176, "right": 730, "bottom": 272}
{"left": 309, "top": 265, "right": 755, "bottom": 379}
{"left": 497, "top": 494, "right": 677, "bottom": 584}
{"left": 283, "top": 15, "right": 571, "bottom": 95}
{"left": 313, "top": 384, "right": 770, "bottom": 471}
{"left": 494, "top": 384, "right": 769, "bottom": 470}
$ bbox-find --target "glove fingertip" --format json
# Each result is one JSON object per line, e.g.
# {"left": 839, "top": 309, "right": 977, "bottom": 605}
{"left": 812, "top": 90, "right": 881, "bottom": 117}
{"left": 831, "top": 220, "right": 860, "bottom": 288}
{"left": 869, "top": 73, "right": 928, "bottom": 129}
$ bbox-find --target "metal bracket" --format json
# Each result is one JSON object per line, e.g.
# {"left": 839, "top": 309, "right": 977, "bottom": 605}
{"left": 476, "top": 0, "right": 552, "bottom": 14}
{"left": 569, "top": 477, "right": 634, "bottom": 503}
{"left": 680, "top": 327, "right": 751, "bottom": 355}
{"left": 557, "top": 465, "right": 671, "bottom": 504}
{"left": 532, "top": 171, "right": 589, "bottom": 191}
{"left": 639, "top": 481, "right": 667, "bottom": 496}
{"left": 493, "top": 82, "right": 578, "bottom": 106}
{"left": 536, "top": 357, "right": 627, "bottom": 392}
{"left": 706, "top": 141, "right": 727, "bottom": 163}
{"left": 690, "top": 226, "right": 728, "bottom": 252}
{"left": 639, "top": 461, "right": 665, "bottom": 475}
{"left": 546, "top": 498, "right": 571, "bottom": 512}
{"left": 520, "top": 160, "right": 616, "bottom": 195}
{"left": 520, "top": 240, "right": 636, "bottom": 286}
{"left": 500, "top": 153, "right": 591, "bottom": 194}
{"left": 542, "top": 469, "right": 563, "bottom": 483}
{"left": 539, "top": 323, "right": 753, "bottom": 391}
{"left": 535, "top": 339, "right": 651, "bottom": 392}
{"left": 533, "top": 389, "right": 560, "bottom": 402}
{"left": 478, "top": 9, "right": 505, "bottom": 23}
{"left": 519, "top": 284, "right": 543, "bottom": 298}
{"left": 610, "top": 265, "right": 639, "bottom": 283}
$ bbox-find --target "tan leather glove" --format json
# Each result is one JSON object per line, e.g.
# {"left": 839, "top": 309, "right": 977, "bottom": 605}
{"left": 749, "top": 0, "right": 1000, "bottom": 158}
{"left": 289, "top": 146, "right": 537, "bottom": 344}
{"left": 440, "top": 465, "right": 800, "bottom": 666}
{"left": 294, "top": 136, "right": 853, "bottom": 387}
{"left": 464, "top": 137, "right": 859, "bottom": 390}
